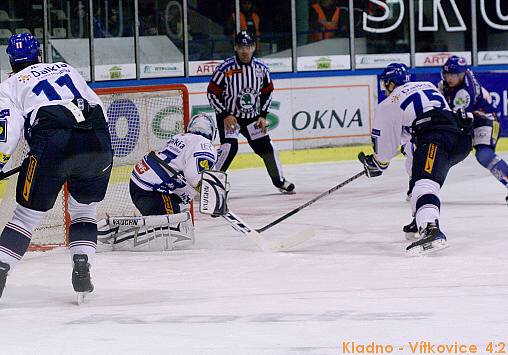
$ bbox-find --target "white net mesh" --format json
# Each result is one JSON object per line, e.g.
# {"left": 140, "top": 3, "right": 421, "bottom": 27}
{"left": 0, "top": 86, "right": 187, "bottom": 248}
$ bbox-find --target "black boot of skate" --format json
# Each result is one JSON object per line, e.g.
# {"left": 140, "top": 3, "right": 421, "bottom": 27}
{"left": 72, "top": 254, "right": 93, "bottom": 303}
{"left": 406, "top": 220, "right": 448, "bottom": 256}
{"left": 403, "top": 218, "right": 418, "bottom": 241}
{"left": 275, "top": 178, "right": 295, "bottom": 194}
{"left": 0, "top": 261, "right": 10, "bottom": 299}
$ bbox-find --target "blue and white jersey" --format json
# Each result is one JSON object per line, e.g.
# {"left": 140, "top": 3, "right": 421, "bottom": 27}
{"left": 438, "top": 69, "right": 495, "bottom": 115}
{"left": 131, "top": 133, "right": 217, "bottom": 204}
{"left": 0, "top": 62, "right": 105, "bottom": 126}
{"left": 0, "top": 93, "right": 24, "bottom": 172}
{"left": 372, "top": 81, "right": 452, "bottom": 164}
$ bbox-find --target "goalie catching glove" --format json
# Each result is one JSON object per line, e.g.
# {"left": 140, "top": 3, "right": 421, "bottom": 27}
{"left": 358, "top": 152, "right": 388, "bottom": 178}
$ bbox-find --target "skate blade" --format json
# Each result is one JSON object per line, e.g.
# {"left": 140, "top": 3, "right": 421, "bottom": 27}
{"left": 76, "top": 291, "right": 91, "bottom": 305}
{"left": 406, "top": 238, "right": 449, "bottom": 256}
{"left": 404, "top": 231, "right": 419, "bottom": 241}
{"left": 278, "top": 188, "right": 296, "bottom": 195}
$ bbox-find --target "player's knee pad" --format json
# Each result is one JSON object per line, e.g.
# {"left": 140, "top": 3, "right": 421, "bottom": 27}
{"left": 215, "top": 139, "right": 238, "bottom": 171}
{"left": 473, "top": 124, "right": 495, "bottom": 146}
{"left": 68, "top": 194, "right": 97, "bottom": 223}
{"left": 475, "top": 145, "right": 497, "bottom": 169}
{"left": 11, "top": 205, "right": 45, "bottom": 233}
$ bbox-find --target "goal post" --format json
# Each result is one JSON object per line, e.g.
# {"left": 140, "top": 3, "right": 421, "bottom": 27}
{"left": 0, "top": 84, "right": 190, "bottom": 250}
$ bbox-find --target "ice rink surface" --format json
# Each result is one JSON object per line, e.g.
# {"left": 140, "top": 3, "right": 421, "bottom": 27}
{"left": 0, "top": 155, "right": 507, "bottom": 355}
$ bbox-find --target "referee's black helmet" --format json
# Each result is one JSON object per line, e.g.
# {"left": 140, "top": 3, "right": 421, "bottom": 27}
{"left": 235, "top": 31, "right": 255, "bottom": 46}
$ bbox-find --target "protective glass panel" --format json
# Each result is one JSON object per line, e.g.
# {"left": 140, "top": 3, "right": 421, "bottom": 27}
{"left": 477, "top": 0, "right": 508, "bottom": 65}
{"left": 188, "top": 0, "right": 234, "bottom": 76}
{"left": 354, "top": 0, "right": 410, "bottom": 69}
{"left": 92, "top": 0, "right": 136, "bottom": 81}
{"left": 414, "top": 0, "right": 472, "bottom": 67}
{"left": 0, "top": 1, "right": 44, "bottom": 81}
{"left": 139, "top": 0, "right": 184, "bottom": 78}
{"left": 49, "top": 0, "right": 91, "bottom": 80}
{"left": 296, "top": 0, "right": 350, "bottom": 71}
{"left": 253, "top": 0, "right": 292, "bottom": 73}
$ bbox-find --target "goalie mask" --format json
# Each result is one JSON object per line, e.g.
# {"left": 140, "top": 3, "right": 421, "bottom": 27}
{"left": 187, "top": 113, "right": 217, "bottom": 141}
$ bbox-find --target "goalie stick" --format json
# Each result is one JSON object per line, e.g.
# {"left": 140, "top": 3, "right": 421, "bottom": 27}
{"left": 222, "top": 210, "right": 315, "bottom": 252}
{"left": 147, "top": 151, "right": 312, "bottom": 252}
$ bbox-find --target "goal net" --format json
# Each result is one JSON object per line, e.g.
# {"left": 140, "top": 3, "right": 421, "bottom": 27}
{"left": 0, "top": 84, "right": 189, "bottom": 250}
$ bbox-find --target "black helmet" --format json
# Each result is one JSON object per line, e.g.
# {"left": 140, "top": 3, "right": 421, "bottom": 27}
{"left": 235, "top": 31, "right": 255, "bottom": 46}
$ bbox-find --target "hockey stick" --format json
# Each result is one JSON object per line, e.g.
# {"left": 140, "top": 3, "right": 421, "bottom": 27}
{"left": 257, "top": 170, "right": 367, "bottom": 233}
{"left": 147, "top": 151, "right": 312, "bottom": 252}
{"left": 222, "top": 210, "right": 315, "bottom": 252}
{"left": 0, "top": 166, "right": 21, "bottom": 181}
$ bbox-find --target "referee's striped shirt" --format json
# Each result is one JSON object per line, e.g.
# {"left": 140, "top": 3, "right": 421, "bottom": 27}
{"left": 207, "top": 55, "right": 274, "bottom": 121}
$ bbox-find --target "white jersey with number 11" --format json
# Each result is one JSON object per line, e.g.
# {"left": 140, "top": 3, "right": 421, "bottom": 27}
{"left": 0, "top": 62, "right": 105, "bottom": 125}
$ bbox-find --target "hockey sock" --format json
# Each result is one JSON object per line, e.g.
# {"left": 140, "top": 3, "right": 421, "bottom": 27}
{"left": 411, "top": 179, "right": 441, "bottom": 229}
{"left": 69, "top": 220, "right": 97, "bottom": 265}
{"left": 475, "top": 145, "right": 508, "bottom": 186}
{"left": 0, "top": 224, "right": 32, "bottom": 266}
{"left": 68, "top": 195, "right": 97, "bottom": 265}
{"left": 0, "top": 205, "right": 44, "bottom": 267}
{"left": 489, "top": 159, "right": 508, "bottom": 187}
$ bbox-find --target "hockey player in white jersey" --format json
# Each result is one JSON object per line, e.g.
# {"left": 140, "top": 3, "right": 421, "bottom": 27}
{"left": 358, "top": 63, "right": 473, "bottom": 255}
{"left": 0, "top": 34, "right": 113, "bottom": 301}
{"left": 98, "top": 113, "right": 219, "bottom": 252}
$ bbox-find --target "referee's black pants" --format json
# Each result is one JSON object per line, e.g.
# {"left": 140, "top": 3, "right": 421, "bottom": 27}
{"left": 214, "top": 116, "right": 285, "bottom": 187}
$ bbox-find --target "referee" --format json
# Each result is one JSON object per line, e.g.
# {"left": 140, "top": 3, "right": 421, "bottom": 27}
{"left": 207, "top": 31, "right": 295, "bottom": 193}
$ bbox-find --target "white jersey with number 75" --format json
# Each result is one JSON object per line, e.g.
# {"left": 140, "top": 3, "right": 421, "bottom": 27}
{"left": 372, "top": 81, "right": 453, "bottom": 164}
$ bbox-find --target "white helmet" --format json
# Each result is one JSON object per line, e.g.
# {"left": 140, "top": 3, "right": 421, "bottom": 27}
{"left": 187, "top": 113, "right": 217, "bottom": 140}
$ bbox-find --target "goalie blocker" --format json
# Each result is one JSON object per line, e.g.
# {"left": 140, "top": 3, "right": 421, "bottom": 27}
{"left": 199, "top": 170, "right": 228, "bottom": 216}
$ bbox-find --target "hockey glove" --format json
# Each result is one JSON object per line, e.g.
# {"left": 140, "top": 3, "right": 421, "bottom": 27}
{"left": 358, "top": 152, "right": 387, "bottom": 178}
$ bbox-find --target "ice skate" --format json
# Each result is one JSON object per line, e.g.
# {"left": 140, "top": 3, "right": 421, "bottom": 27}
{"left": 406, "top": 220, "right": 448, "bottom": 256}
{"left": 72, "top": 254, "right": 94, "bottom": 304}
{"left": 275, "top": 179, "right": 295, "bottom": 194}
{"left": 403, "top": 218, "right": 418, "bottom": 240}
{"left": 0, "top": 261, "right": 10, "bottom": 299}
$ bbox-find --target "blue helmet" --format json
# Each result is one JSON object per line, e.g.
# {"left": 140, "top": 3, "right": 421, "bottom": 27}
{"left": 235, "top": 31, "right": 255, "bottom": 46}
{"left": 442, "top": 56, "right": 468, "bottom": 74}
{"left": 380, "top": 63, "right": 411, "bottom": 86}
{"left": 6, "top": 33, "right": 40, "bottom": 65}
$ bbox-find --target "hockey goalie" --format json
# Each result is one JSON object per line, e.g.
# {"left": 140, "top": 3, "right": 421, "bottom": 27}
{"left": 97, "top": 113, "right": 227, "bottom": 252}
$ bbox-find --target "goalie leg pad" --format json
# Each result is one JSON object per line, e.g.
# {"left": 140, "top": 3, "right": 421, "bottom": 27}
{"left": 96, "top": 212, "right": 194, "bottom": 252}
